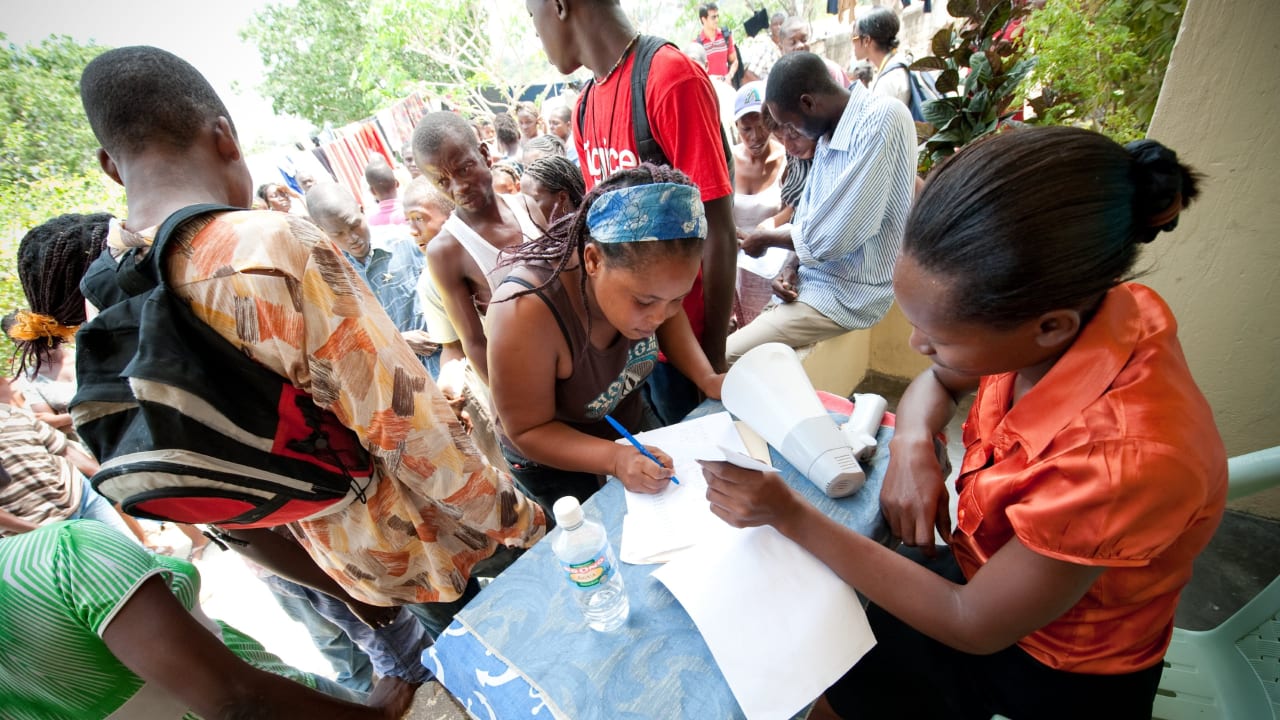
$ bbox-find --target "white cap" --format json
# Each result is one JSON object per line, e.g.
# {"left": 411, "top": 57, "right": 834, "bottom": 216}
{"left": 552, "top": 496, "right": 584, "bottom": 528}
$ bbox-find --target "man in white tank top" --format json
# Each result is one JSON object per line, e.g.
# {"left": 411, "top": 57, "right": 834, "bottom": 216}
{"left": 412, "top": 111, "right": 545, "bottom": 383}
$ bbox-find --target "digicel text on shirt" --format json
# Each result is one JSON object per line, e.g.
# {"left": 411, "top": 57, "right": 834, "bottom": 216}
{"left": 582, "top": 141, "right": 640, "bottom": 186}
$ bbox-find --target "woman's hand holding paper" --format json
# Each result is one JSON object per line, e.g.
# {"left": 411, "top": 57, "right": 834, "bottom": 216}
{"left": 699, "top": 460, "right": 805, "bottom": 532}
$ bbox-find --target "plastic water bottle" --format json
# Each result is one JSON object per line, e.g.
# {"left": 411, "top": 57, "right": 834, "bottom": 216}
{"left": 551, "top": 496, "right": 630, "bottom": 632}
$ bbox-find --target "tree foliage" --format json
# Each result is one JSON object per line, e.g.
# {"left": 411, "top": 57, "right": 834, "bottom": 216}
{"left": 0, "top": 34, "right": 120, "bottom": 365}
{"left": 241, "top": 0, "right": 550, "bottom": 127}
{"left": 0, "top": 34, "right": 108, "bottom": 186}
{"left": 1022, "top": 0, "right": 1186, "bottom": 143}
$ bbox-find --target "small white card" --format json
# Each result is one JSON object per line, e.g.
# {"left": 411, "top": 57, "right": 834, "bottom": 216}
{"left": 703, "top": 445, "right": 778, "bottom": 473}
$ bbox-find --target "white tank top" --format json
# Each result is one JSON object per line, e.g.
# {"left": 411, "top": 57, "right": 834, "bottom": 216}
{"left": 442, "top": 193, "right": 543, "bottom": 292}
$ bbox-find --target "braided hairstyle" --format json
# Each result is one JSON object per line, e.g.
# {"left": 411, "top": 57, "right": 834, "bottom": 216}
{"left": 524, "top": 156, "right": 586, "bottom": 211}
{"left": 498, "top": 164, "right": 702, "bottom": 315}
{"left": 905, "top": 125, "right": 1200, "bottom": 328}
{"left": 12, "top": 213, "right": 113, "bottom": 375}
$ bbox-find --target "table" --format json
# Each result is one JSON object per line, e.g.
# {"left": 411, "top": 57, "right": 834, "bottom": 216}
{"left": 423, "top": 402, "right": 894, "bottom": 720}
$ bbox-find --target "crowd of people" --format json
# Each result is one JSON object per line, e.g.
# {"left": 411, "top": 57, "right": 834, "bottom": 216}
{"left": 0, "top": 1, "right": 1228, "bottom": 719}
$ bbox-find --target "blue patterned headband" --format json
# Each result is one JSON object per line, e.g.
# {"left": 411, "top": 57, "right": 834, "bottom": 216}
{"left": 585, "top": 183, "right": 707, "bottom": 244}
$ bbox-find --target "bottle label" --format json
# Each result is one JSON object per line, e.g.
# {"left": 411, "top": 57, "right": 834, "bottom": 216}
{"left": 563, "top": 553, "right": 613, "bottom": 590}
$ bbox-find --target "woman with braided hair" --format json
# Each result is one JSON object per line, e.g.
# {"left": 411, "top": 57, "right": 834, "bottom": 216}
{"left": 8, "top": 212, "right": 112, "bottom": 438}
{"left": 520, "top": 155, "right": 585, "bottom": 227}
{"left": 487, "top": 164, "right": 725, "bottom": 513}
{"left": 701, "top": 127, "right": 1226, "bottom": 718}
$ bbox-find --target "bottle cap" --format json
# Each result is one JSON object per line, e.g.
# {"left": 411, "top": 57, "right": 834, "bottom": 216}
{"left": 552, "top": 496, "right": 584, "bottom": 528}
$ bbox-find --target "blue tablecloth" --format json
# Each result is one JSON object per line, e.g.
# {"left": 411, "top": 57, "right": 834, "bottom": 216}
{"left": 425, "top": 402, "right": 893, "bottom": 719}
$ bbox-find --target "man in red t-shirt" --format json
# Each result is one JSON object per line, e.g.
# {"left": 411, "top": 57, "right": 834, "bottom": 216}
{"left": 695, "top": 2, "right": 737, "bottom": 81}
{"left": 526, "top": 0, "right": 736, "bottom": 423}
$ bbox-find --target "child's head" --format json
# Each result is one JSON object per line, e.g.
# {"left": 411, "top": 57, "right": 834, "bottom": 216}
{"left": 503, "top": 164, "right": 706, "bottom": 340}
{"left": 10, "top": 213, "right": 114, "bottom": 375}
{"left": 413, "top": 111, "right": 497, "bottom": 213}
{"left": 80, "top": 46, "right": 251, "bottom": 204}
{"left": 364, "top": 158, "right": 399, "bottom": 201}
{"left": 491, "top": 162, "right": 522, "bottom": 195}
{"left": 401, "top": 177, "right": 454, "bottom": 252}
{"left": 492, "top": 113, "right": 521, "bottom": 149}
{"left": 896, "top": 126, "right": 1199, "bottom": 375}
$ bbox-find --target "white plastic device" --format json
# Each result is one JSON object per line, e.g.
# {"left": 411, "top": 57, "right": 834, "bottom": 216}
{"left": 722, "top": 343, "right": 865, "bottom": 498}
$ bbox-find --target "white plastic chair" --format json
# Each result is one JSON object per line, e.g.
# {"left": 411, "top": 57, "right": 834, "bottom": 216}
{"left": 1152, "top": 445, "right": 1280, "bottom": 720}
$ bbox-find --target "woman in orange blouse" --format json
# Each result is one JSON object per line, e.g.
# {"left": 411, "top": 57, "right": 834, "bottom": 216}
{"left": 700, "top": 126, "right": 1228, "bottom": 719}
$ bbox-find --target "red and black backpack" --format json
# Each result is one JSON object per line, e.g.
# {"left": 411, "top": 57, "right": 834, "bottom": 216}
{"left": 72, "top": 204, "right": 373, "bottom": 529}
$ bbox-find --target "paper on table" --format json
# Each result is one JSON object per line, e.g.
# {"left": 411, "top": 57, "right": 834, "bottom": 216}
{"left": 652, "top": 526, "right": 876, "bottom": 720}
{"left": 619, "top": 412, "right": 748, "bottom": 565}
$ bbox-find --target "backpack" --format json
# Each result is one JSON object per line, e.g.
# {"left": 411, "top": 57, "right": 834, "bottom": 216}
{"left": 881, "top": 61, "right": 943, "bottom": 123}
{"left": 71, "top": 204, "right": 373, "bottom": 529}
{"left": 576, "top": 35, "right": 734, "bottom": 184}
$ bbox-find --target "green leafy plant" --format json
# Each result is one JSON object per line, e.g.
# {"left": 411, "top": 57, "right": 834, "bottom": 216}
{"left": 0, "top": 34, "right": 108, "bottom": 186}
{"left": 1021, "top": 0, "right": 1186, "bottom": 143}
{"left": 911, "top": 0, "right": 1038, "bottom": 171}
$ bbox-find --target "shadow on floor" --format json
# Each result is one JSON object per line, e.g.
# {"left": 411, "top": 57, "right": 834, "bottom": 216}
{"left": 852, "top": 371, "right": 1280, "bottom": 633}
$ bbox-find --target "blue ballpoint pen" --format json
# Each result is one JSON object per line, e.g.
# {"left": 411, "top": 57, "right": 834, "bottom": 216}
{"left": 604, "top": 414, "right": 679, "bottom": 484}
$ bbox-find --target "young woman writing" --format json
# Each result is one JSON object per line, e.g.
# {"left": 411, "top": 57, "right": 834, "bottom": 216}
{"left": 487, "top": 164, "right": 725, "bottom": 512}
{"left": 701, "top": 126, "right": 1227, "bottom": 719}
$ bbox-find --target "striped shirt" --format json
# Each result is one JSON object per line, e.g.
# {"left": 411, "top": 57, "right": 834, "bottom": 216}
{"left": 0, "top": 403, "right": 80, "bottom": 535}
{"left": 0, "top": 520, "right": 314, "bottom": 718}
{"left": 790, "top": 82, "right": 916, "bottom": 329}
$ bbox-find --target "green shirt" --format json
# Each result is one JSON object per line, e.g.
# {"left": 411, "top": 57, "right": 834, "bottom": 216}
{"left": 0, "top": 520, "right": 316, "bottom": 718}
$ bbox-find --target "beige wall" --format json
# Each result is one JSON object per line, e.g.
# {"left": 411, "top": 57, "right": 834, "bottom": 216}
{"left": 1143, "top": 0, "right": 1280, "bottom": 459}
{"left": 868, "top": 303, "right": 932, "bottom": 380}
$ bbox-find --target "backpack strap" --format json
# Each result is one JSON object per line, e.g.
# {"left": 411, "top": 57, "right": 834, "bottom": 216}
{"left": 631, "top": 35, "right": 735, "bottom": 185}
{"left": 575, "top": 78, "right": 593, "bottom": 145}
{"left": 631, "top": 35, "right": 674, "bottom": 168}
{"left": 115, "top": 204, "right": 240, "bottom": 296}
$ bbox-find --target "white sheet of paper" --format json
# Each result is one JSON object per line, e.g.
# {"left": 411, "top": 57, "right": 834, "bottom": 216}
{"left": 652, "top": 526, "right": 877, "bottom": 720}
{"left": 737, "top": 246, "right": 791, "bottom": 279}
{"left": 619, "top": 412, "right": 748, "bottom": 565}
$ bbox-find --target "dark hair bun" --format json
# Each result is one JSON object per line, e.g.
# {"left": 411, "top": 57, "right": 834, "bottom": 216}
{"left": 1126, "top": 139, "right": 1201, "bottom": 241}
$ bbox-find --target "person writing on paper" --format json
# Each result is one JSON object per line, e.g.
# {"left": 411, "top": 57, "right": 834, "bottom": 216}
{"left": 700, "top": 127, "right": 1227, "bottom": 719}
{"left": 488, "top": 165, "right": 725, "bottom": 512}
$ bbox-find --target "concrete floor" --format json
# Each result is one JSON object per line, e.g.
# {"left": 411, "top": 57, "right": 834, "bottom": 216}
{"left": 154, "top": 528, "right": 468, "bottom": 720}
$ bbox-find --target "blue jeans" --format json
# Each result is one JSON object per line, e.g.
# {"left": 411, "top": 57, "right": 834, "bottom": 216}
{"left": 405, "top": 544, "right": 526, "bottom": 638}
{"left": 74, "top": 475, "right": 137, "bottom": 542}
{"left": 421, "top": 348, "right": 442, "bottom": 380}
{"left": 641, "top": 362, "right": 701, "bottom": 426}
{"left": 265, "top": 575, "right": 434, "bottom": 687}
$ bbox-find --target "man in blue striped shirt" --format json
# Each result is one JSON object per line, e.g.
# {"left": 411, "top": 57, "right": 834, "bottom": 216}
{"left": 729, "top": 52, "right": 916, "bottom": 364}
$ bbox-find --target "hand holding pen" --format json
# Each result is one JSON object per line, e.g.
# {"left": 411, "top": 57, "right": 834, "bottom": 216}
{"left": 606, "top": 414, "right": 678, "bottom": 494}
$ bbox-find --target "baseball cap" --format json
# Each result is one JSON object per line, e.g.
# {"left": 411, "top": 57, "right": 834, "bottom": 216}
{"left": 734, "top": 81, "right": 766, "bottom": 122}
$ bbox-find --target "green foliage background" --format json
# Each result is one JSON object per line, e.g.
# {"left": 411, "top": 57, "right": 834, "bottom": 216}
{"left": 0, "top": 34, "right": 122, "bottom": 369}
{"left": 1022, "top": 0, "right": 1187, "bottom": 143}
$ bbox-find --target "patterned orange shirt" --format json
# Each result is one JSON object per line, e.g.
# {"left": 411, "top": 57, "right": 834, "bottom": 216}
{"left": 951, "top": 283, "right": 1227, "bottom": 674}
{"left": 125, "top": 210, "right": 546, "bottom": 605}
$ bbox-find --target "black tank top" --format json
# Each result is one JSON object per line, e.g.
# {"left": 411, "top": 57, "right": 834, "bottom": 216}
{"left": 499, "top": 264, "right": 658, "bottom": 442}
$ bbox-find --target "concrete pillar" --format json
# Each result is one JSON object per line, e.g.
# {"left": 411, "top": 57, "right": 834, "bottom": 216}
{"left": 1143, "top": 0, "right": 1280, "bottom": 460}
